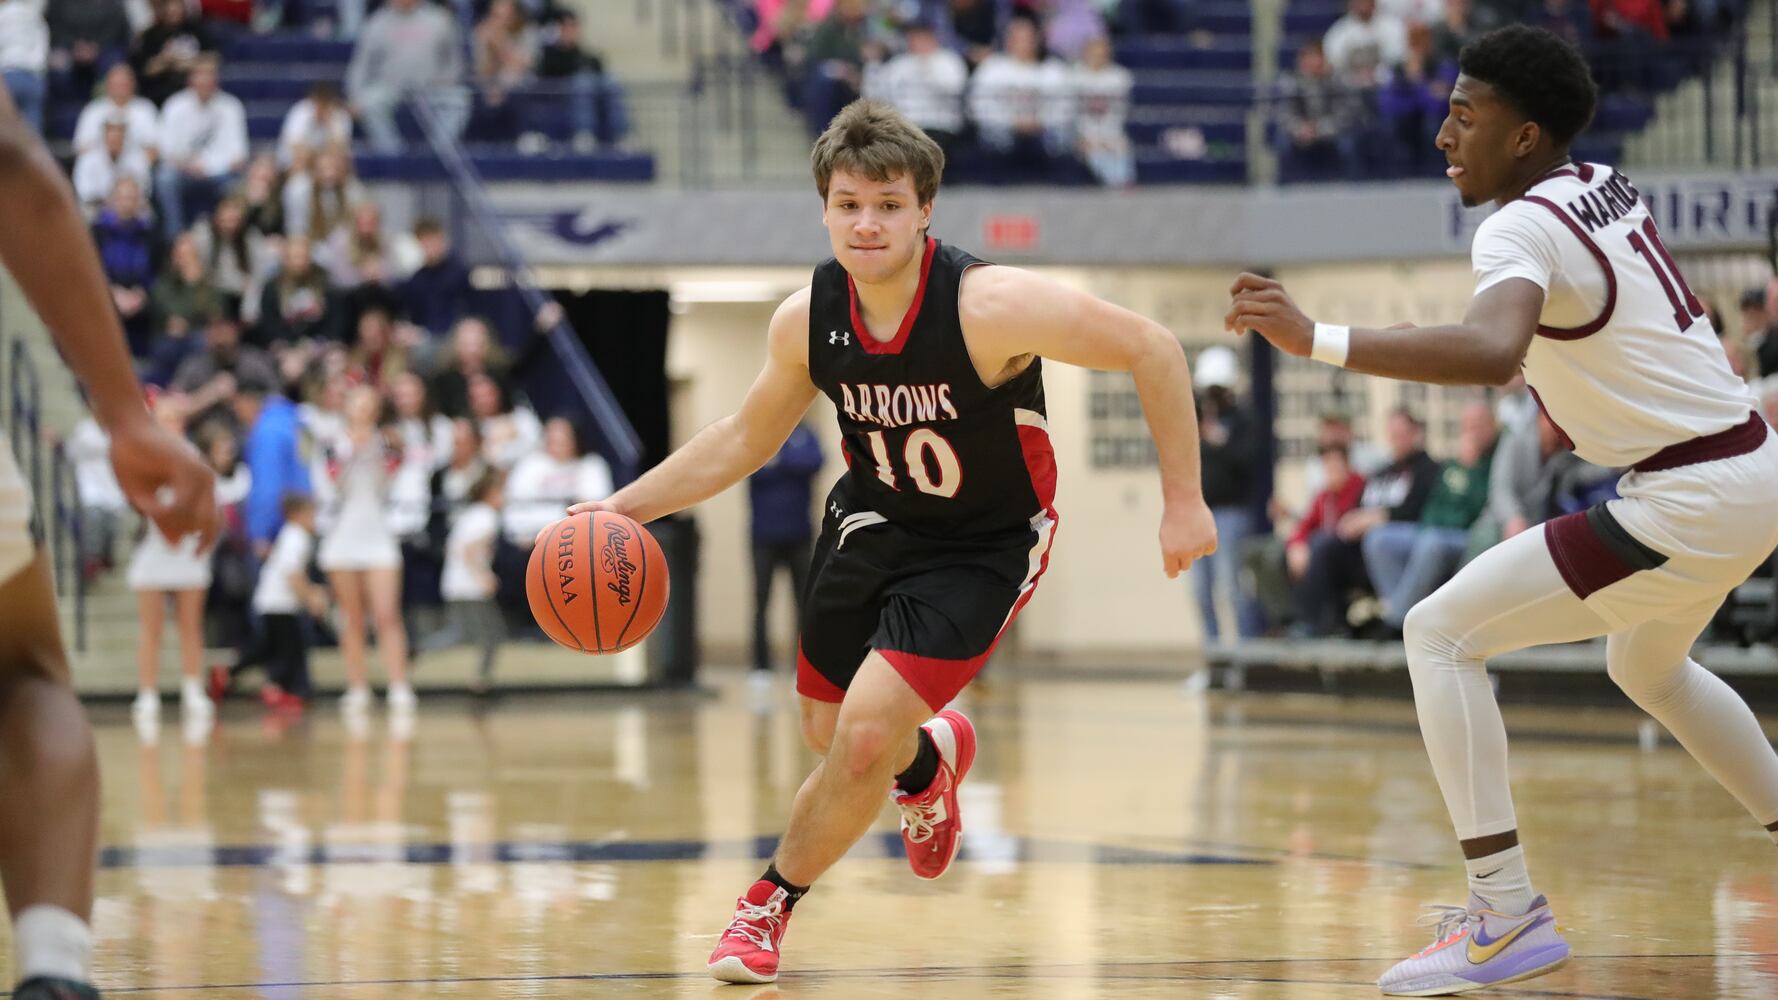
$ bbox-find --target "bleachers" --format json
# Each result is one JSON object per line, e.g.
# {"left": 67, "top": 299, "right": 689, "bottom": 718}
{"left": 49, "top": 27, "right": 655, "bottom": 184}
{"left": 1112, "top": 1, "right": 1257, "bottom": 185}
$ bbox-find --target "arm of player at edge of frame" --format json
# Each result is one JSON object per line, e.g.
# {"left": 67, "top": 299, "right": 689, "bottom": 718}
{"left": 0, "top": 80, "right": 221, "bottom": 553}
{"left": 1223, "top": 271, "right": 1545, "bottom": 387}
{"left": 957, "top": 264, "right": 1219, "bottom": 579}
{"left": 554, "top": 287, "right": 822, "bottom": 536}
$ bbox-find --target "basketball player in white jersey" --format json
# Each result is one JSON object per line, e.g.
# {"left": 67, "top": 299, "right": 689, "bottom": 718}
{"left": 1229, "top": 25, "right": 1778, "bottom": 996}
{"left": 0, "top": 82, "right": 219, "bottom": 999}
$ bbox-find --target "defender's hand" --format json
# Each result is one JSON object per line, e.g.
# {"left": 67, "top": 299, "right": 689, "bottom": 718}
{"left": 109, "top": 415, "right": 219, "bottom": 554}
{"left": 1161, "top": 499, "right": 1219, "bottom": 578}
{"left": 1225, "top": 273, "right": 1313, "bottom": 358}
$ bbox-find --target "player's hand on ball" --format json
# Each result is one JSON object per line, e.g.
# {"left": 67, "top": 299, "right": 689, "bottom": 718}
{"left": 1225, "top": 273, "right": 1313, "bottom": 357}
{"left": 1160, "top": 499, "right": 1218, "bottom": 578}
{"left": 538, "top": 498, "right": 620, "bottom": 547}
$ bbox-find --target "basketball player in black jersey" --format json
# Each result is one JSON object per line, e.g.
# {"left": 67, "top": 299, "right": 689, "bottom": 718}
{"left": 565, "top": 101, "right": 1217, "bottom": 983}
{"left": 0, "top": 80, "right": 220, "bottom": 1000}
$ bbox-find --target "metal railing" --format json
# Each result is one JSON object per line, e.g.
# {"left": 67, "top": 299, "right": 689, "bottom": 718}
{"left": 408, "top": 91, "right": 645, "bottom": 482}
{"left": 3, "top": 338, "right": 85, "bottom": 651}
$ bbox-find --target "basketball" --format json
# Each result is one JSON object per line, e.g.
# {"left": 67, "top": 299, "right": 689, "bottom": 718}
{"left": 526, "top": 511, "right": 669, "bottom": 653}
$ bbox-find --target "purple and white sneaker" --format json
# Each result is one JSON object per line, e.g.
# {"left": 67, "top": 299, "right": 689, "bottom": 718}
{"left": 1378, "top": 893, "right": 1570, "bottom": 996}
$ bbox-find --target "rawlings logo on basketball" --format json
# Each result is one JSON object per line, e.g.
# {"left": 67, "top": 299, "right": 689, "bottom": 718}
{"left": 555, "top": 521, "right": 578, "bottom": 603}
{"left": 601, "top": 522, "right": 638, "bottom": 606}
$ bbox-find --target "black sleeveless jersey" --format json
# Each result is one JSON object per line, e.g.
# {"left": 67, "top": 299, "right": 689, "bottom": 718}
{"left": 807, "top": 237, "right": 1056, "bottom": 541}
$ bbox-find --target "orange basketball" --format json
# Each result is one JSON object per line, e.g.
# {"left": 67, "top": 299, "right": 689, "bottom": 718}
{"left": 526, "top": 511, "right": 669, "bottom": 653}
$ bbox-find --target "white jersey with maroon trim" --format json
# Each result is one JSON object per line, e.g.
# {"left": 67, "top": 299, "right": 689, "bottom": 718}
{"left": 1470, "top": 162, "right": 1757, "bottom": 468}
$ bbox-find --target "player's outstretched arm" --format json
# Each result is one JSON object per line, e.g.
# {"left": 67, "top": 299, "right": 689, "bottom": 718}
{"left": 0, "top": 82, "right": 218, "bottom": 551}
{"left": 960, "top": 266, "right": 1217, "bottom": 577}
{"left": 567, "top": 288, "right": 820, "bottom": 525}
{"left": 1225, "top": 272, "right": 1543, "bottom": 386}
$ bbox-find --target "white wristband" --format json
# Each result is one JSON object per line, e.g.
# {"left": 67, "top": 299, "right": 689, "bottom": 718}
{"left": 1311, "top": 322, "right": 1351, "bottom": 368}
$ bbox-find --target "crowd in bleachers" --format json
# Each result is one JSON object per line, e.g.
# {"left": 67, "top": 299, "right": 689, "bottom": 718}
{"left": 1273, "top": 0, "right": 1744, "bottom": 182}
{"left": 1196, "top": 304, "right": 1778, "bottom": 645}
{"left": 740, "top": 0, "right": 1144, "bottom": 186}
{"left": 0, "top": 0, "right": 634, "bottom": 714}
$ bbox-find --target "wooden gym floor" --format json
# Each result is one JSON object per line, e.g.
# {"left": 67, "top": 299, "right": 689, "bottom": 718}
{"left": 13, "top": 674, "right": 1778, "bottom": 998}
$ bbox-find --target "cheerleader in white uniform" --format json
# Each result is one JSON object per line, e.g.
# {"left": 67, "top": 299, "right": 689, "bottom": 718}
{"left": 316, "top": 385, "right": 414, "bottom": 713}
{"left": 129, "top": 393, "right": 217, "bottom": 726}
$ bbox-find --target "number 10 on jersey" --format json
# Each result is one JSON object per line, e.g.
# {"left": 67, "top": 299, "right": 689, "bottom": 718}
{"left": 865, "top": 429, "right": 961, "bottom": 498}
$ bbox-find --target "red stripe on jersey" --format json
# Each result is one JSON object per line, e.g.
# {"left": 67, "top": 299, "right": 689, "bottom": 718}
{"left": 1017, "top": 424, "right": 1058, "bottom": 510}
{"left": 1525, "top": 165, "right": 1579, "bottom": 192}
{"left": 796, "top": 644, "right": 847, "bottom": 703}
{"left": 848, "top": 237, "right": 936, "bottom": 356}
{"left": 1525, "top": 384, "right": 1575, "bottom": 451}
{"left": 1521, "top": 194, "right": 1618, "bottom": 340}
{"left": 1633, "top": 411, "right": 1770, "bottom": 473}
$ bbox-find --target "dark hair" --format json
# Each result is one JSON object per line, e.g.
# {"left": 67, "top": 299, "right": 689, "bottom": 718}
{"left": 1317, "top": 442, "right": 1351, "bottom": 460}
{"left": 1390, "top": 406, "right": 1425, "bottom": 430}
{"left": 467, "top": 468, "right": 505, "bottom": 504}
{"left": 1458, "top": 25, "right": 1597, "bottom": 147}
{"left": 414, "top": 217, "right": 446, "bottom": 238}
{"left": 310, "top": 81, "right": 340, "bottom": 103}
{"left": 281, "top": 491, "right": 315, "bottom": 517}
{"left": 811, "top": 100, "right": 945, "bottom": 207}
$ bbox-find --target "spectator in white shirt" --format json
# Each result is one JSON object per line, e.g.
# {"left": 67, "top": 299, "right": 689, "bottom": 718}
{"left": 969, "top": 17, "right": 1074, "bottom": 171}
{"left": 0, "top": 0, "right": 49, "bottom": 134}
{"left": 154, "top": 53, "right": 248, "bottom": 238}
{"left": 1378, "top": 0, "right": 1447, "bottom": 24}
{"left": 442, "top": 469, "right": 507, "bottom": 693}
{"left": 1324, "top": 0, "right": 1408, "bottom": 85}
{"left": 278, "top": 82, "right": 355, "bottom": 171}
{"left": 75, "top": 63, "right": 161, "bottom": 159}
{"left": 1072, "top": 35, "right": 1134, "bottom": 188}
{"left": 74, "top": 117, "right": 152, "bottom": 214}
{"left": 501, "top": 416, "right": 613, "bottom": 544}
{"left": 863, "top": 22, "right": 968, "bottom": 151}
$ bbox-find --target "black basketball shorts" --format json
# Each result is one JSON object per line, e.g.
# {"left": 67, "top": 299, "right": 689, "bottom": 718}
{"left": 796, "top": 506, "right": 1058, "bottom": 711}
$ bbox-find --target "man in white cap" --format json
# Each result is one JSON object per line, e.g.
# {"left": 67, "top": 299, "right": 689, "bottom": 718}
{"left": 1192, "top": 345, "right": 1264, "bottom": 641}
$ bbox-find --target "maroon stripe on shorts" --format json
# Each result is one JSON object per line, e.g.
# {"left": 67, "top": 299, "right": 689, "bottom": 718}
{"left": 1544, "top": 510, "right": 1638, "bottom": 600}
{"left": 1632, "top": 412, "right": 1770, "bottom": 473}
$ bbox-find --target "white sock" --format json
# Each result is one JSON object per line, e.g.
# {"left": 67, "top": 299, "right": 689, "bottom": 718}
{"left": 1465, "top": 845, "right": 1537, "bottom": 915}
{"left": 181, "top": 677, "right": 204, "bottom": 701}
{"left": 13, "top": 905, "right": 92, "bottom": 983}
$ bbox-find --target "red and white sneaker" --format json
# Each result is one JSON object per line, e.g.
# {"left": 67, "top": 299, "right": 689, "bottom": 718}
{"left": 707, "top": 879, "right": 794, "bottom": 983}
{"left": 894, "top": 709, "right": 977, "bottom": 880}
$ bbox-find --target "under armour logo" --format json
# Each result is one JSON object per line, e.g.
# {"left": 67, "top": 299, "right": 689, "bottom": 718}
{"left": 829, "top": 501, "right": 844, "bottom": 519}
{"left": 829, "top": 330, "right": 850, "bottom": 346}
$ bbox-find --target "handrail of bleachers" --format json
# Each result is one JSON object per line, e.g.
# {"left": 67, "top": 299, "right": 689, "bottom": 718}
{"left": 49, "top": 444, "right": 85, "bottom": 653}
{"left": 406, "top": 91, "right": 645, "bottom": 483}
{"left": 8, "top": 341, "right": 43, "bottom": 541}
{"left": 3, "top": 337, "right": 84, "bottom": 650}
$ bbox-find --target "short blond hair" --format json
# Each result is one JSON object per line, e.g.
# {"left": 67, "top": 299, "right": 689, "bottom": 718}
{"left": 810, "top": 100, "right": 945, "bottom": 207}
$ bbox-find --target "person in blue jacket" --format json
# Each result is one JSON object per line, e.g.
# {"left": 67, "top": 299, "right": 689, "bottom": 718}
{"left": 231, "top": 371, "right": 312, "bottom": 559}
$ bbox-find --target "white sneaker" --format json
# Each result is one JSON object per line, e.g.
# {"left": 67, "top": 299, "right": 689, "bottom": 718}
{"left": 386, "top": 683, "right": 417, "bottom": 713}
{"left": 340, "top": 685, "right": 372, "bottom": 714}
{"left": 181, "top": 681, "right": 212, "bottom": 719}
{"left": 132, "top": 689, "right": 160, "bottom": 724}
{"left": 1378, "top": 893, "right": 1570, "bottom": 996}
